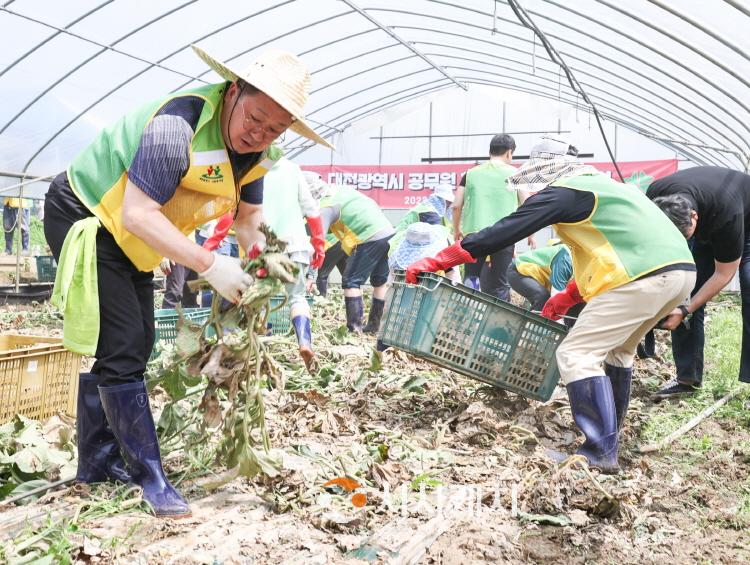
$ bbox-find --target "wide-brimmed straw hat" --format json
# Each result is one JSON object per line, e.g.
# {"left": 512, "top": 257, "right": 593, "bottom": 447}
{"left": 192, "top": 45, "right": 334, "bottom": 150}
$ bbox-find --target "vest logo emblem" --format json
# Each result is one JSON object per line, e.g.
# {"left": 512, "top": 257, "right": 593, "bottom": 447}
{"left": 201, "top": 165, "right": 224, "bottom": 183}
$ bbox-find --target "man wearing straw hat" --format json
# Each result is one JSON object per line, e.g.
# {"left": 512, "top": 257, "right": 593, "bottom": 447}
{"left": 406, "top": 136, "right": 695, "bottom": 473}
{"left": 43, "top": 45, "right": 331, "bottom": 517}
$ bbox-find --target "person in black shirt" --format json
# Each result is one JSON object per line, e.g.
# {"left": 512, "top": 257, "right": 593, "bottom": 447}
{"left": 648, "top": 166, "right": 750, "bottom": 398}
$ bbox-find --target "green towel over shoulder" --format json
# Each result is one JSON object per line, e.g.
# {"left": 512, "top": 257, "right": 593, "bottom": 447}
{"left": 51, "top": 216, "right": 101, "bottom": 355}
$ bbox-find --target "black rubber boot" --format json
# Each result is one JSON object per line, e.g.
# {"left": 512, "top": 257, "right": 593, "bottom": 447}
{"left": 362, "top": 297, "right": 385, "bottom": 334}
{"left": 99, "top": 381, "right": 191, "bottom": 517}
{"left": 604, "top": 363, "right": 632, "bottom": 431}
{"left": 75, "top": 373, "right": 131, "bottom": 483}
{"left": 636, "top": 329, "right": 656, "bottom": 359}
{"left": 345, "top": 295, "right": 364, "bottom": 333}
{"left": 317, "top": 279, "right": 329, "bottom": 298}
{"left": 566, "top": 376, "right": 619, "bottom": 474}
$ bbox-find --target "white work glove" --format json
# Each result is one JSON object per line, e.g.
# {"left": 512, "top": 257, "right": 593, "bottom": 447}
{"left": 160, "top": 258, "right": 174, "bottom": 275}
{"left": 199, "top": 254, "right": 253, "bottom": 303}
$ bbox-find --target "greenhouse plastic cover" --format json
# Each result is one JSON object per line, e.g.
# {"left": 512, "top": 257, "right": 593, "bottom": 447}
{"left": 1, "top": 0, "right": 749, "bottom": 195}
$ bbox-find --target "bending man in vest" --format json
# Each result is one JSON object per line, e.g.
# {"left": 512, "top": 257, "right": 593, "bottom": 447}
{"left": 452, "top": 134, "right": 535, "bottom": 300}
{"left": 43, "top": 46, "right": 332, "bottom": 517}
{"left": 307, "top": 181, "right": 394, "bottom": 334}
{"left": 261, "top": 157, "right": 326, "bottom": 372}
{"left": 406, "top": 136, "right": 695, "bottom": 473}
{"left": 509, "top": 241, "right": 572, "bottom": 312}
{"left": 647, "top": 167, "right": 750, "bottom": 398}
{"left": 302, "top": 171, "right": 350, "bottom": 298}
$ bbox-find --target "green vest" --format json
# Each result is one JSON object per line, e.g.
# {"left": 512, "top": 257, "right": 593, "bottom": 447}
{"left": 67, "top": 82, "right": 280, "bottom": 271}
{"left": 461, "top": 161, "right": 518, "bottom": 234}
{"left": 395, "top": 201, "right": 449, "bottom": 233}
{"left": 321, "top": 186, "right": 392, "bottom": 254}
{"left": 516, "top": 245, "right": 564, "bottom": 269}
{"left": 262, "top": 157, "right": 308, "bottom": 253}
{"left": 553, "top": 173, "right": 694, "bottom": 300}
{"left": 324, "top": 232, "right": 339, "bottom": 251}
{"left": 515, "top": 245, "right": 566, "bottom": 290}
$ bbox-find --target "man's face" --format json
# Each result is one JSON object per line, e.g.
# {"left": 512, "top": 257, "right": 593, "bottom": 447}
{"left": 686, "top": 209, "right": 699, "bottom": 239}
{"left": 224, "top": 83, "right": 293, "bottom": 153}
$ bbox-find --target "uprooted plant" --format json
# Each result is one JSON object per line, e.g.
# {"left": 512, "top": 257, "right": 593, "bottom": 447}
{"left": 150, "top": 225, "right": 298, "bottom": 485}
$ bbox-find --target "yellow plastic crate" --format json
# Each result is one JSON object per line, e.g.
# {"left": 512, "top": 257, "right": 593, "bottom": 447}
{"left": 0, "top": 334, "right": 81, "bottom": 423}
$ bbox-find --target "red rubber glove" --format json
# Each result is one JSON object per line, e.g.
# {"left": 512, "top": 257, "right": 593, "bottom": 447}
{"left": 202, "top": 213, "right": 234, "bottom": 251}
{"left": 541, "top": 280, "right": 584, "bottom": 320}
{"left": 247, "top": 242, "right": 263, "bottom": 259}
{"left": 405, "top": 241, "right": 476, "bottom": 284}
{"left": 307, "top": 215, "right": 326, "bottom": 269}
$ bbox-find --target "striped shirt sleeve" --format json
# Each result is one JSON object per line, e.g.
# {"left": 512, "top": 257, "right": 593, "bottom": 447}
{"left": 128, "top": 114, "right": 193, "bottom": 205}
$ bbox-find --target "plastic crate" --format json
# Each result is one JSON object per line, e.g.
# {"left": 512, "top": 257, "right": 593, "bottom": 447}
{"left": 266, "top": 295, "right": 314, "bottom": 335}
{"left": 380, "top": 272, "right": 567, "bottom": 402}
{"left": 0, "top": 334, "right": 82, "bottom": 423}
{"left": 153, "top": 308, "right": 211, "bottom": 353}
{"left": 36, "top": 255, "right": 57, "bottom": 282}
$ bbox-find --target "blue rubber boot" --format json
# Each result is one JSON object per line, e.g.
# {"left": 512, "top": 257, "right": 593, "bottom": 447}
{"left": 75, "top": 374, "right": 131, "bottom": 483}
{"left": 604, "top": 363, "right": 632, "bottom": 431}
{"left": 292, "top": 315, "right": 316, "bottom": 373}
{"left": 566, "top": 376, "right": 620, "bottom": 474}
{"left": 99, "top": 381, "right": 191, "bottom": 517}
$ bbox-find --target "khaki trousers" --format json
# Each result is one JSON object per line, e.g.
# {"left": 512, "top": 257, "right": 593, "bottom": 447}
{"left": 556, "top": 270, "right": 696, "bottom": 384}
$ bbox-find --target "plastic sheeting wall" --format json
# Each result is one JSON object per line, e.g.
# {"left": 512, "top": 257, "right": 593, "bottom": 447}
{"left": 1, "top": 0, "right": 749, "bottom": 199}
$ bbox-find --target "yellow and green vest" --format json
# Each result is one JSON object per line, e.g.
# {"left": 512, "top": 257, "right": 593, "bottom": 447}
{"left": 515, "top": 245, "right": 566, "bottom": 290}
{"left": 461, "top": 161, "right": 518, "bottom": 235}
{"left": 67, "top": 82, "right": 281, "bottom": 271}
{"left": 395, "top": 201, "right": 450, "bottom": 233}
{"left": 324, "top": 232, "right": 339, "bottom": 252}
{"left": 320, "top": 185, "right": 392, "bottom": 254}
{"left": 552, "top": 173, "right": 694, "bottom": 300}
{"left": 390, "top": 201, "right": 451, "bottom": 254}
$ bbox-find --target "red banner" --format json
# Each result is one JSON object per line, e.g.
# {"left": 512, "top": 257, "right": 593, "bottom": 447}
{"left": 302, "top": 159, "right": 678, "bottom": 209}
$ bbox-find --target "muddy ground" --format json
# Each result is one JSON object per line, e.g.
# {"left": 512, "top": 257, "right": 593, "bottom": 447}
{"left": 1, "top": 291, "right": 749, "bottom": 564}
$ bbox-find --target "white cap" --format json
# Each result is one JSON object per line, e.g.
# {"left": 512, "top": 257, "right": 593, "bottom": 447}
{"left": 529, "top": 136, "right": 577, "bottom": 159}
{"left": 433, "top": 183, "right": 455, "bottom": 202}
{"left": 302, "top": 170, "right": 328, "bottom": 200}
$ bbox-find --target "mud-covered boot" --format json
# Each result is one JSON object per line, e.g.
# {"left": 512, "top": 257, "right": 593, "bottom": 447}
{"left": 345, "top": 295, "right": 364, "bottom": 333}
{"left": 604, "top": 363, "right": 632, "bottom": 431}
{"left": 75, "top": 373, "right": 131, "bottom": 483}
{"left": 293, "top": 315, "right": 317, "bottom": 373}
{"left": 566, "top": 376, "right": 619, "bottom": 474}
{"left": 99, "top": 381, "right": 191, "bottom": 518}
{"left": 362, "top": 298, "right": 385, "bottom": 334}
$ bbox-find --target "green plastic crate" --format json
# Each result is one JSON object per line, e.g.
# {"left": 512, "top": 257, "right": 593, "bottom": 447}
{"left": 36, "top": 256, "right": 57, "bottom": 282}
{"left": 380, "top": 272, "right": 567, "bottom": 402}
{"left": 153, "top": 308, "right": 211, "bottom": 353}
{"left": 266, "top": 295, "right": 314, "bottom": 335}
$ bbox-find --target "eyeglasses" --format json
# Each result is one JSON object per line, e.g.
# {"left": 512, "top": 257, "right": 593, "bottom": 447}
{"left": 239, "top": 97, "right": 289, "bottom": 142}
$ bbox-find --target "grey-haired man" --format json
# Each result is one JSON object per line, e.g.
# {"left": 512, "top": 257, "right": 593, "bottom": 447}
{"left": 648, "top": 166, "right": 750, "bottom": 398}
